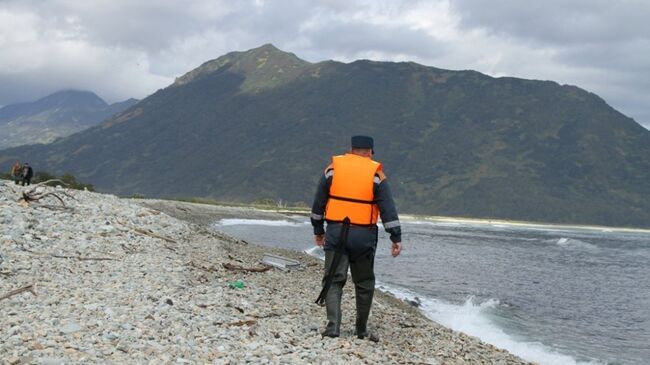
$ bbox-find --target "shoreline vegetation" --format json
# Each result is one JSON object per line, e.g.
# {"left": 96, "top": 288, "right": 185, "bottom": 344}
{"left": 1, "top": 181, "right": 532, "bottom": 364}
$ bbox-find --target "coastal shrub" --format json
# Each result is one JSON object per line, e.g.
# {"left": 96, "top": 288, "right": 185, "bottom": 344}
{"left": 33, "top": 171, "right": 57, "bottom": 182}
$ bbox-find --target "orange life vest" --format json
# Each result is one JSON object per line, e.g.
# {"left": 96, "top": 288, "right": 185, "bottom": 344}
{"left": 324, "top": 153, "right": 382, "bottom": 225}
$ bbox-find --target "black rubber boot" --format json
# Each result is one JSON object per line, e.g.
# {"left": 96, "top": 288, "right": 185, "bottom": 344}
{"left": 350, "top": 251, "right": 376, "bottom": 341}
{"left": 321, "top": 251, "right": 349, "bottom": 338}
{"left": 322, "top": 282, "right": 343, "bottom": 337}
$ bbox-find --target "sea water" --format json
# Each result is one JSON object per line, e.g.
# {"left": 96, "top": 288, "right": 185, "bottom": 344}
{"left": 213, "top": 217, "right": 650, "bottom": 365}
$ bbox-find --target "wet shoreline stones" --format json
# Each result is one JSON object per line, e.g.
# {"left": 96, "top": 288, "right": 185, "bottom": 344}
{"left": 1, "top": 181, "right": 532, "bottom": 364}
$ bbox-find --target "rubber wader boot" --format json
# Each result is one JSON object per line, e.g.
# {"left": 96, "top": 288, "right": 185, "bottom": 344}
{"left": 351, "top": 250, "right": 377, "bottom": 341}
{"left": 322, "top": 251, "right": 349, "bottom": 337}
{"left": 323, "top": 283, "right": 343, "bottom": 337}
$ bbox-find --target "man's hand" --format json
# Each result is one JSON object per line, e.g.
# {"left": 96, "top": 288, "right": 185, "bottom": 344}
{"left": 391, "top": 242, "right": 402, "bottom": 257}
{"left": 315, "top": 234, "right": 325, "bottom": 247}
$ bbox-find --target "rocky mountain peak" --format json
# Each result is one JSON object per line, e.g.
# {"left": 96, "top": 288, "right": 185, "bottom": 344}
{"left": 172, "top": 44, "right": 311, "bottom": 91}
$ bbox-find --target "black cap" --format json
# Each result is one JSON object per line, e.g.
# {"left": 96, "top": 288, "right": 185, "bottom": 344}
{"left": 351, "top": 135, "right": 374, "bottom": 150}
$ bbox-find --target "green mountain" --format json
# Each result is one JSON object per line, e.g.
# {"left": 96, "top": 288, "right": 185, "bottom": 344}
{"left": 0, "top": 90, "right": 138, "bottom": 149}
{"left": 2, "top": 44, "right": 649, "bottom": 227}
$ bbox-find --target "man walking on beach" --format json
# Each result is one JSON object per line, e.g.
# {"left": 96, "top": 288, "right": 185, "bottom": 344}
{"left": 311, "top": 135, "right": 402, "bottom": 341}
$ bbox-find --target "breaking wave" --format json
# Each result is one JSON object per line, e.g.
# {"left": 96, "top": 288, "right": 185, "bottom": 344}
{"left": 553, "top": 238, "right": 598, "bottom": 250}
{"left": 215, "top": 219, "right": 308, "bottom": 227}
{"left": 303, "top": 240, "right": 604, "bottom": 364}
{"left": 377, "top": 285, "right": 603, "bottom": 365}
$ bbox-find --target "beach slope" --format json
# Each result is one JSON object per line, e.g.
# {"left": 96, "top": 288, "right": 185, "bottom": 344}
{"left": 0, "top": 182, "right": 531, "bottom": 364}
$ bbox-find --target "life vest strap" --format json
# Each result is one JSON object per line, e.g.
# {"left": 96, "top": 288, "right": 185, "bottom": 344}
{"left": 328, "top": 194, "right": 375, "bottom": 205}
{"left": 316, "top": 217, "right": 351, "bottom": 306}
{"left": 325, "top": 219, "right": 377, "bottom": 228}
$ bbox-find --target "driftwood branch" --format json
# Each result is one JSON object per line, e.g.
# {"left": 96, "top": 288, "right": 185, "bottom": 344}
{"left": 22, "top": 191, "right": 66, "bottom": 205}
{"left": 19, "top": 181, "right": 75, "bottom": 206}
{"left": 133, "top": 228, "right": 177, "bottom": 243}
{"left": 16, "top": 245, "right": 116, "bottom": 261}
{"left": 187, "top": 260, "right": 218, "bottom": 273}
{"left": 29, "top": 179, "right": 69, "bottom": 190}
{"left": 51, "top": 254, "right": 117, "bottom": 261}
{"left": 227, "top": 319, "right": 257, "bottom": 327}
{"left": 114, "top": 220, "right": 177, "bottom": 247}
{"left": 30, "top": 204, "right": 75, "bottom": 211}
{"left": 0, "top": 283, "right": 36, "bottom": 301}
{"left": 222, "top": 262, "right": 272, "bottom": 273}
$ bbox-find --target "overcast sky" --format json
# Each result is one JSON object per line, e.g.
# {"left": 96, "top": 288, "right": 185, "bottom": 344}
{"left": 1, "top": 0, "right": 649, "bottom": 129}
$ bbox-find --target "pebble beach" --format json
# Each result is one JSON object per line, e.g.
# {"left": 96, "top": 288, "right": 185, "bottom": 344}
{"left": 0, "top": 180, "right": 532, "bottom": 364}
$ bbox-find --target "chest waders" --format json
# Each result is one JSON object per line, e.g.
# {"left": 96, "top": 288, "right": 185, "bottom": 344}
{"left": 315, "top": 217, "right": 351, "bottom": 306}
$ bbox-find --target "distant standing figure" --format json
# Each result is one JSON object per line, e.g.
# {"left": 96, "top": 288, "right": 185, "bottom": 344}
{"left": 21, "top": 163, "right": 33, "bottom": 186}
{"left": 11, "top": 161, "right": 22, "bottom": 185}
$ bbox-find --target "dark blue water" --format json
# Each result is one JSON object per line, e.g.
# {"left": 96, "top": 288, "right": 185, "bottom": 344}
{"left": 214, "top": 218, "right": 650, "bottom": 365}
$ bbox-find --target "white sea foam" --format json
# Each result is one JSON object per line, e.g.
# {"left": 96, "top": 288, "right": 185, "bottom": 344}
{"left": 303, "top": 240, "right": 603, "bottom": 364}
{"left": 406, "top": 220, "right": 462, "bottom": 227}
{"left": 376, "top": 284, "right": 603, "bottom": 365}
{"left": 215, "top": 219, "right": 307, "bottom": 227}
{"left": 554, "top": 238, "right": 598, "bottom": 250}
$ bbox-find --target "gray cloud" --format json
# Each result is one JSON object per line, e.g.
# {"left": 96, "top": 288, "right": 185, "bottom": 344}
{"left": 451, "top": 0, "right": 650, "bottom": 44}
{"left": 308, "top": 21, "right": 444, "bottom": 60}
{"left": 0, "top": 0, "right": 648, "bottom": 129}
{"left": 449, "top": 0, "right": 650, "bottom": 128}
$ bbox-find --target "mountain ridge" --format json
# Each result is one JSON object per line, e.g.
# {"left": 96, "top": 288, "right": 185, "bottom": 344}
{"left": 0, "top": 90, "right": 138, "bottom": 149}
{"left": 2, "top": 44, "right": 649, "bottom": 228}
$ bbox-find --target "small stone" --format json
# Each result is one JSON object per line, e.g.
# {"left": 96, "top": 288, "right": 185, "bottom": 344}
{"left": 60, "top": 322, "right": 83, "bottom": 334}
{"left": 103, "top": 332, "right": 119, "bottom": 341}
{"left": 165, "top": 298, "right": 173, "bottom": 305}
{"left": 41, "top": 357, "right": 68, "bottom": 365}
{"left": 7, "top": 356, "right": 20, "bottom": 365}
{"left": 116, "top": 343, "right": 129, "bottom": 353}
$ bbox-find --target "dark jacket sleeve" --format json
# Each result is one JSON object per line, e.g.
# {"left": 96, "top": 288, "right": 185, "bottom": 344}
{"left": 374, "top": 178, "right": 402, "bottom": 243}
{"left": 310, "top": 173, "right": 332, "bottom": 235}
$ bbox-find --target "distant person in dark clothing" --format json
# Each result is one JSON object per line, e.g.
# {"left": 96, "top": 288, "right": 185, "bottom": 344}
{"left": 21, "top": 163, "right": 33, "bottom": 186}
{"left": 11, "top": 161, "right": 22, "bottom": 185}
